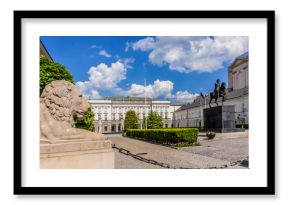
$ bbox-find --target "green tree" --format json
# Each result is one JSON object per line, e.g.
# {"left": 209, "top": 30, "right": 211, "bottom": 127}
{"left": 39, "top": 56, "right": 93, "bottom": 131}
{"left": 40, "top": 56, "right": 74, "bottom": 95}
{"left": 146, "top": 111, "right": 163, "bottom": 129}
{"left": 75, "top": 108, "right": 95, "bottom": 132}
{"left": 124, "top": 110, "right": 138, "bottom": 130}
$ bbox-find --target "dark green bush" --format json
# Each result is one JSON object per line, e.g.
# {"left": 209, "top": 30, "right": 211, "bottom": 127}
{"left": 206, "top": 131, "right": 216, "bottom": 139}
{"left": 125, "top": 128, "right": 199, "bottom": 144}
{"left": 74, "top": 108, "right": 95, "bottom": 132}
{"left": 236, "top": 124, "right": 249, "bottom": 129}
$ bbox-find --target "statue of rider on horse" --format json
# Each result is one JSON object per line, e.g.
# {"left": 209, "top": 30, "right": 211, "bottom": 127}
{"left": 209, "top": 79, "right": 226, "bottom": 107}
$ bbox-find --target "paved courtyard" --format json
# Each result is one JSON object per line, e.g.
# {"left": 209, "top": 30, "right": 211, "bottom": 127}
{"left": 108, "top": 131, "right": 248, "bottom": 169}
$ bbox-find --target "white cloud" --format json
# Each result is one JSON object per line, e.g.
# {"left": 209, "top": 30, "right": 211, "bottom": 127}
{"left": 124, "top": 80, "right": 200, "bottom": 103}
{"left": 125, "top": 79, "right": 174, "bottom": 99}
{"left": 125, "top": 42, "right": 131, "bottom": 52}
{"left": 90, "top": 90, "right": 102, "bottom": 99}
{"left": 91, "top": 45, "right": 101, "bottom": 49}
{"left": 98, "top": 50, "right": 111, "bottom": 58}
{"left": 175, "top": 91, "right": 199, "bottom": 103}
{"left": 77, "top": 65, "right": 200, "bottom": 102}
{"left": 129, "top": 37, "right": 156, "bottom": 51}
{"left": 119, "top": 57, "right": 135, "bottom": 68}
{"left": 129, "top": 36, "right": 248, "bottom": 73}
{"left": 76, "top": 61, "right": 128, "bottom": 98}
{"left": 88, "top": 62, "right": 126, "bottom": 89}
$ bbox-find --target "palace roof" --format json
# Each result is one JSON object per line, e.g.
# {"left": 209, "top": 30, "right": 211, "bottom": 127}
{"left": 105, "top": 96, "right": 153, "bottom": 101}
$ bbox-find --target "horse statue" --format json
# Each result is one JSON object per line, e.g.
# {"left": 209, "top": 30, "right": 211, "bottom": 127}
{"left": 209, "top": 82, "right": 226, "bottom": 107}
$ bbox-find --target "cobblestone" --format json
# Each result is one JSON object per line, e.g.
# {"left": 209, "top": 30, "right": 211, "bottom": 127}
{"left": 181, "top": 133, "right": 248, "bottom": 162}
{"left": 108, "top": 131, "right": 248, "bottom": 169}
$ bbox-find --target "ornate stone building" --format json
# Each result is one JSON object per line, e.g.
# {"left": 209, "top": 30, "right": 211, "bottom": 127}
{"left": 173, "top": 52, "right": 249, "bottom": 128}
{"left": 89, "top": 97, "right": 183, "bottom": 133}
{"left": 228, "top": 52, "right": 249, "bottom": 91}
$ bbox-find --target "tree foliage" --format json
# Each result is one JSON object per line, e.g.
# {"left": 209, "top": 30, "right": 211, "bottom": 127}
{"left": 39, "top": 56, "right": 93, "bottom": 131}
{"left": 146, "top": 111, "right": 163, "bottom": 129}
{"left": 75, "top": 108, "right": 95, "bottom": 132}
{"left": 124, "top": 110, "right": 138, "bottom": 130}
{"left": 40, "top": 56, "right": 74, "bottom": 95}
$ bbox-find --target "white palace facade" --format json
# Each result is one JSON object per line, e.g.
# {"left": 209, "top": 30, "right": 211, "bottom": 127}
{"left": 173, "top": 52, "right": 249, "bottom": 128}
{"left": 89, "top": 52, "right": 249, "bottom": 133}
{"left": 89, "top": 97, "right": 183, "bottom": 133}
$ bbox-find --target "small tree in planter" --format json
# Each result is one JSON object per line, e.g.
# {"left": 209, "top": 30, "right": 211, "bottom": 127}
{"left": 206, "top": 131, "right": 216, "bottom": 139}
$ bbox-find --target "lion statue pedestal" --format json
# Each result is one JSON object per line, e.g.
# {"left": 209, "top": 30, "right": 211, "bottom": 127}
{"left": 39, "top": 80, "right": 114, "bottom": 169}
{"left": 40, "top": 140, "right": 114, "bottom": 169}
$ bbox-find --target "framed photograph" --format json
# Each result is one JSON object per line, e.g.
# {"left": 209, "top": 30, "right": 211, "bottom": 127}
{"left": 14, "top": 10, "right": 275, "bottom": 195}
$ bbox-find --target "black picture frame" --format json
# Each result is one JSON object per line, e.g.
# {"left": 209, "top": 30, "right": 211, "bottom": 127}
{"left": 14, "top": 10, "right": 275, "bottom": 195}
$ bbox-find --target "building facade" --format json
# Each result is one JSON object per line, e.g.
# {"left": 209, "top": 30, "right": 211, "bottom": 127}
{"left": 89, "top": 97, "right": 182, "bottom": 133}
{"left": 173, "top": 52, "right": 249, "bottom": 128}
{"left": 40, "top": 40, "right": 53, "bottom": 61}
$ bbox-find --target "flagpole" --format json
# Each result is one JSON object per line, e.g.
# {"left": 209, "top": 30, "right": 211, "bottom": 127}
{"left": 145, "top": 78, "right": 147, "bottom": 129}
{"left": 200, "top": 96, "right": 203, "bottom": 128}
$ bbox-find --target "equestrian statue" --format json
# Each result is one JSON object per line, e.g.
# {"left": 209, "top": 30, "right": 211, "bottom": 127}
{"left": 209, "top": 79, "right": 226, "bottom": 107}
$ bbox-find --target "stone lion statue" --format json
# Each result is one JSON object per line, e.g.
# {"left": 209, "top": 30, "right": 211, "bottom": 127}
{"left": 40, "top": 80, "right": 106, "bottom": 144}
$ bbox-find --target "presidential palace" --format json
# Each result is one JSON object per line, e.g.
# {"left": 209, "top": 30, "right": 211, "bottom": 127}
{"left": 89, "top": 52, "right": 249, "bottom": 133}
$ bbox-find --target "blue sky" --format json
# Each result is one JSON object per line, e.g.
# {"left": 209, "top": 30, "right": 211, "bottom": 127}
{"left": 40, "top": 36, "right": 248, "bottom": 102}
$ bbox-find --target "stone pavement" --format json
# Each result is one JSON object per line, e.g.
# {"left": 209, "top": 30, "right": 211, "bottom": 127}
{"left": 108, "top": 131, "right": 248, "bottom": 169}
{"left": 180, "top": 131, "right": 249, "bottom": 162}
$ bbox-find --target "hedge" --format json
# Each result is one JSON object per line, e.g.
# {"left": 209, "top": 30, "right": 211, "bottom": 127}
{"left": 125, "top": 128, "right": 199, "bottom": 144}
{"left": 236, "top": 124, "right": 249, "bottom": 129}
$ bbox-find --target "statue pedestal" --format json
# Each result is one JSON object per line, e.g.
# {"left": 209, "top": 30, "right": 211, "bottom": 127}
{"left": 203, "top": 105, "right": 244, "bottom": 133}
{"left": 40, "top": 140, "right": 114, "bottom": 169}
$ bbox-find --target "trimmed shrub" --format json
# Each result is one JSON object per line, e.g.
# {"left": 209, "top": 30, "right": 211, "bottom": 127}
{"left": 206, "top": 131, "right": 216, "bottom": 139}
{"left": 126, "top": 128, "right": 199, "bottom": 144}
{"left": 236, "top": 124, "right": 249, "bottom": 129}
